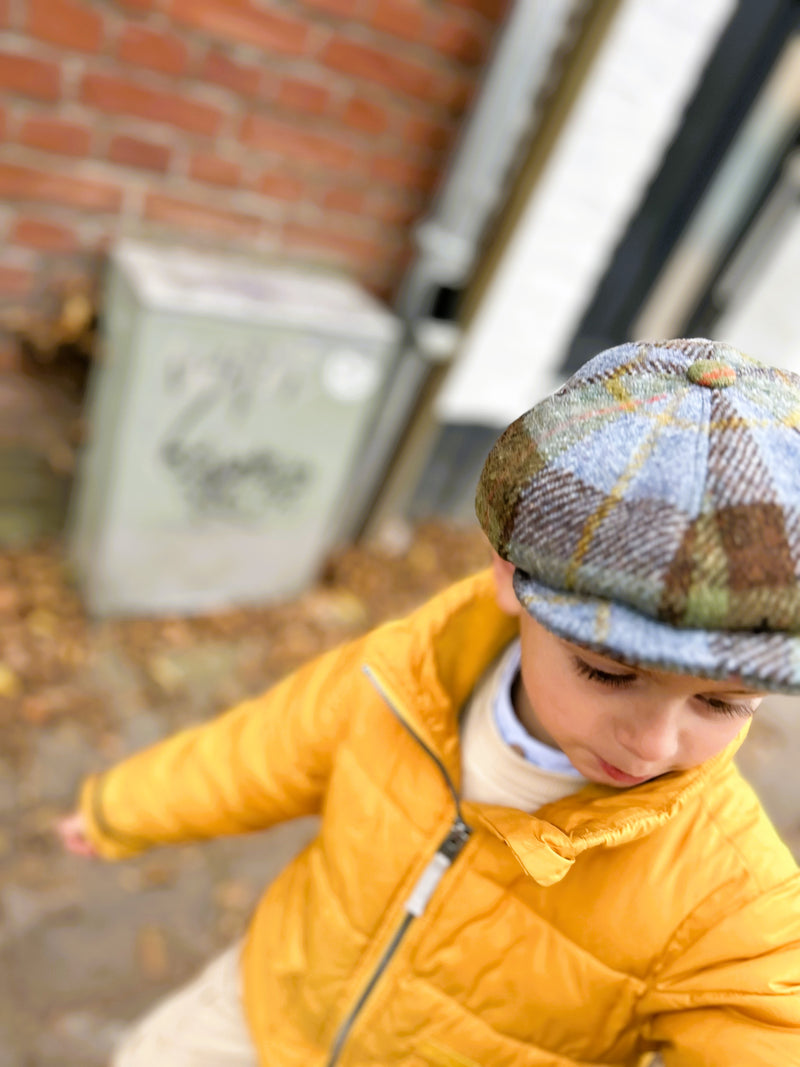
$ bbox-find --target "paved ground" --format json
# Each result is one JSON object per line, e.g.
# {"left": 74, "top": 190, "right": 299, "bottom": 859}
{"left": 2, "top": 638, "right": 321, "bottom": 1067}
{"left": 0, "top": 523, "right": 491, "bottom": 1065}
{"left": 1, "top": 526, "right": 799, "bottom": 1066}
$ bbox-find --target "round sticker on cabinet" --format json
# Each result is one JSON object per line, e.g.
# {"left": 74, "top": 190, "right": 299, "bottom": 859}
{"left": 322, "top": 349, "right": 380, "bottom": 404}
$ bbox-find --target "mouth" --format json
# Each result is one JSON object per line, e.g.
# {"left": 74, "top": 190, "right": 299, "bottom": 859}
{"left": 595, "top": 756, "right": 653, "bottom": 786}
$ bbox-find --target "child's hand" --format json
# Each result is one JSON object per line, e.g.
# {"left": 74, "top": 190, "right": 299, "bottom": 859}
{"left": 56, "top": 811, "right": 98, "bottom": 857}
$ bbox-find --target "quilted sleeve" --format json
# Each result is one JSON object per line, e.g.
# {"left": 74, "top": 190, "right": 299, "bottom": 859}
{"left": 637, "top": 874, "right": 800, "bottom": 1065}
{"left": 79, "top": 636, "right": 366, "bottom": 860}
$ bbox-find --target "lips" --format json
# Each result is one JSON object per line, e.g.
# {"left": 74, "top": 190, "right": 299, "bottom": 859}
{"left": 596, "top": 756, "right": 652, "bottom": 786}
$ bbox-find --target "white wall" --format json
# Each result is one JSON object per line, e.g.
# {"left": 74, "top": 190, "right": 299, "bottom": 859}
{"left": 436, "top": 0, "right": 737, "bottom": 428}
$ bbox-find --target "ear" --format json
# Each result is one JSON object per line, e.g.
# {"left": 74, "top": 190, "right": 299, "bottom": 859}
{"left": 491, "top": 551, "right": 522, "bottom": 617}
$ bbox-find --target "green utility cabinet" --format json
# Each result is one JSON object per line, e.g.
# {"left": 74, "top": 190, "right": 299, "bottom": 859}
{"left": 69, "top": 241, "right": 398, "bottom": 616}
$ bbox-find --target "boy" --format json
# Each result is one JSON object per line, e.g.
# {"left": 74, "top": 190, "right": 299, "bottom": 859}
{"left": 60, "top": 338, "right": 800, "bottom": 1065}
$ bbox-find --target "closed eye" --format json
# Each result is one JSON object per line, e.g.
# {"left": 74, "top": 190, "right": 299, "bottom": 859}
{"left": 699, "top": 696, "right": 754, "bottom": 719}
{"left": 573, "top": 657, "right": 636, "bottom": 687}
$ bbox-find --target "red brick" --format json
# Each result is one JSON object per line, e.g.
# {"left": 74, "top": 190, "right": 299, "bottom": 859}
{"left": 0, "top": 343, "right": 23, "bottom": 373}
{"left": 341, "top": 95, "right": 390, "bottom": 135}
{"left": 371, "top": 154, "right": 438, "bottom": 190}
{"left": 169, "top": 0, "right": 309, "bottom": 55}
{"left": 321, "top": 35, "right": 437, "bottom": 101}
{"left": 19, "top": 116, "right": 92, "bottom": 157}
{"left": 283, "top": 221, "right": 388, "bottom": 267}
{"left": 301, "top": 0, "right": 359, "bottom": 16}
{"left": 0, "top": 162, "right": 122, "bottom": 211}
{"left": 81, "top": 73, "right": 223, "bottom": 136}
{"left": 117, "top": 25, "right": 189, "bottom": 75}
{"left": 117, "top": 0, "right": 158, "bottom": 8}
{"left": 241, "top": 114, "right": 355, "bottom": 170}
{"left": 258, "top": 171, "right": 305, "bottom": 201}
{"left": 429, "top": 67, "right": 474, "bottom": 114}
{"left": 403, "top": 114, "right": 453, "bottom": 152}
{"left": 360, "top": 256, "right": 405, "bottom": 300}
{"left": 445, "top": 0, "right": 509, "bottom": 22}
{"left": 433, "top": 12, "right": 491, "bottom": 65}
{"left": 278, "top": 77, "right": 331, "bottom": 117}
{"left": 368, "top": 0, "right": 428, "bottom": 43}
{"left": 189, "top": 152, "right": 242, "bottom": 187}
{"left": 0, "top": 264, "right": 35, "bottom": 298}
{"left": 0, "top": 0, "right": 9, "bottom": 26}
{"left": 27, "top": 0, "right": 105, "bottom": 52}
{"left": 370, "top": 192, "right": 421, "bottom": 226}
{"left": 368, "top": 0, "right": 493, "bottom": 67}
{"left": 201, "top": 48, "right": 262, "bottom": 98}
{"left": 322, "top": 186, "right": 367, "bottom": 214}
{"left": 144, "top": 193, "right": 263, "bottom": 240}
{"left": 10, "top": 216, "right": 79, "bottom": 252}
{"left": 0, "top": 51, "right": 61, "bottom": 102}
{"left": 108, "top": 134, "right": 171, "bottom": 172}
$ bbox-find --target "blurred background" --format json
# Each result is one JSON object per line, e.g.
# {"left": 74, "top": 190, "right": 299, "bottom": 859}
{"left": 1, "top": 0, "right": 799, "bottom": 1062}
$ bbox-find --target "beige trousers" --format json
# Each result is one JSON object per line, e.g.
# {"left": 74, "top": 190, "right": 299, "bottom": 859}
{"left": 113, "top": 943, "right": 259, "bottom": 1066}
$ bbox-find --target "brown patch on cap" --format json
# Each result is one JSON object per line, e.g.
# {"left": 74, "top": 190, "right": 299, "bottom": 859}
{"left": 475, "top": 418, "right": 546, "bottom": 555}
{"left": 659, "top": 523, "right": 697, "bottom": 624}
{"left": 716, "top": 504, "right": 795, "bottom": 591}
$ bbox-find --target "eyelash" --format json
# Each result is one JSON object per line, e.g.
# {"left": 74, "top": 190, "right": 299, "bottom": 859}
{"left": 573, "top": 658, "right": 634, "bottom": 688}
{"left": 697, "top": 697, "right": 753, "bottom": 719}
{"left": 572, "top": 657, "right": 754, "bottom": 718}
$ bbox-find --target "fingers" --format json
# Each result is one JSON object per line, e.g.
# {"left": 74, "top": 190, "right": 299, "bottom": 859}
{"left": 56, "top": 812, "right": 98, "bottom": 858}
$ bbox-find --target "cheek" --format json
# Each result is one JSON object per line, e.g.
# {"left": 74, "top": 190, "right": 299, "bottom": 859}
{"left": 530, "top": 671, "right": 591, "bottom": 734}
{"left": 683, "top": 715, "right": 748, "bottom": 761}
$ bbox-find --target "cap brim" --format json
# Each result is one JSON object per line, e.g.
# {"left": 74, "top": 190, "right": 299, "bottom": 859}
{"left": 512, "top": 570, "right": 800, "bottom": 694}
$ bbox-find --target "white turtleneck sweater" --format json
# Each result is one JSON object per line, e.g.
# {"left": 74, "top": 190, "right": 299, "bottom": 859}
{"left": 460, "top": 641, "right": 587, "bottom": 811}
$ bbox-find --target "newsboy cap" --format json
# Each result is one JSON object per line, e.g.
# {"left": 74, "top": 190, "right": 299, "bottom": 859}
{"left": 476, "top": 338, "right": 800, "bottom": 692}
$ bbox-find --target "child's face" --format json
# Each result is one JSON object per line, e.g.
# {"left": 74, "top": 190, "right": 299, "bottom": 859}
{"left": 515, "top": 612, "right": 764, "bottom": 787}
{"left": 491, "top": 552, "right": 765, "bottom": 787}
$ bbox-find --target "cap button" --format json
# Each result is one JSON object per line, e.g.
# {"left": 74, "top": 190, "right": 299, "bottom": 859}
{"left": 687, "top": 358, "right": 737, "bottom": 388}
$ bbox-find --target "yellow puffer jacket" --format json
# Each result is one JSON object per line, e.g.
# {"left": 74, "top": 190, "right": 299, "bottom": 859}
{"left": 81, "top": 571, "right": 800, "bottom": 1066}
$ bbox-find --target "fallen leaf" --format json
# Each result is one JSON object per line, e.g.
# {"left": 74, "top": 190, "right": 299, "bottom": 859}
{"left": 136, "top": 924, "right": 169, "bottom": 982}
{"left": 139, "top": 861, "right": 177, "bottom": 889}
{"left": 25, "top": 609, "right": 59, "bottom": 637}
{"left": 116, "top": 868, "right": 142, "bottom": 894}
{"left": 213, "top": 878, "right": 255, "bottom": 913}
{"left": 0, "top": 585, "right": 21, "bottom": 616}
{"left": 146, "top": 654, "right": 186, "bottom": 694}
{"left": 304, "top": 589, "right": 367, "bottom": 629}
{"left": 21, "top": 685, "right": 78, "bottom": 724}
{"left": 0, "top": 663, "right": 21, "bottom": 699}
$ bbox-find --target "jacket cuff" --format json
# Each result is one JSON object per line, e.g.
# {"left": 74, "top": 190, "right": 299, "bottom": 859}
{"left": 80, "top": 774, "right": 149, "bottom": 860}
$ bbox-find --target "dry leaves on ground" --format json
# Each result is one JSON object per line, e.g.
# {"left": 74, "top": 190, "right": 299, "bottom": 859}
{"left": 0, "top": 520, "right": 490, "bottom": 766}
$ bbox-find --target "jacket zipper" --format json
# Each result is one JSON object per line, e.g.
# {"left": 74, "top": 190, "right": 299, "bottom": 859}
{"left": 324, "top": 666, "right": 472, "bottom": 1067}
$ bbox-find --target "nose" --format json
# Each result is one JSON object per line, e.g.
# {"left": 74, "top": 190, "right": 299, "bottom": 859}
{"left": 614, "top": 704, "right": 680, "bottom": 765}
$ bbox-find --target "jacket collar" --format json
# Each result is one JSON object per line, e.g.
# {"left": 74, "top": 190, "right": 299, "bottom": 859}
{"left": 365, "top": 569, "right": 516, "bottom": 787}
{"left": 471, "top": 732, "right": 746, "bottom": 885}
{"left": 365, "top": 569, "right": 748, "bottom": 887}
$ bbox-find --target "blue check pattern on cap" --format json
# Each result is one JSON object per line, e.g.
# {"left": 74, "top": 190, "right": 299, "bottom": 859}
{"left": 475, "top": 339, "right": 800, "bottom": 692}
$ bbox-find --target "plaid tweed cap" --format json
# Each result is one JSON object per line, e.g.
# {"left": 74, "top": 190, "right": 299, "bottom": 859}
{"left": 475, "top": 338, "right": 800, "bottom": 692}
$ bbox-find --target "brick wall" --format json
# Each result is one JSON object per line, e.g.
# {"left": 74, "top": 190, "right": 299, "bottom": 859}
{"left": 0, "top": 0, "right": 507, "bottom": 332}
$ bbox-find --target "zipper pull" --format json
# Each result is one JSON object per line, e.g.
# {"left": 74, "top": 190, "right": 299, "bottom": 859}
{"left": 405, "top": 819, "right": 472, "bottom": 918}
{"left": 439, "top": 818, "right": 471, "bottom": 859}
